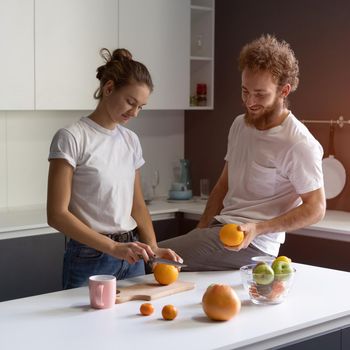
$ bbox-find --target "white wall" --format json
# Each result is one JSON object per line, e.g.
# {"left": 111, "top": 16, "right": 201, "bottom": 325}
{"left": 127, "top": 110, "right": 184, "bottom": 200}
{"left": 0, "top": 110, "right": 184, "bottom": 209}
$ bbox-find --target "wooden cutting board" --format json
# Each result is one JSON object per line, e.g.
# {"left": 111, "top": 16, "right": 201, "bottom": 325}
{"left": 115, "top": 280, "right": 195, "bottom": 304}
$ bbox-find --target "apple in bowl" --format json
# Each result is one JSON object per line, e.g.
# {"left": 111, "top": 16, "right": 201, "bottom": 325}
{"left": 252, "top": 262, "right": 275, "bottom": 285}
{"left": 240, "top": 259, "right": 295, "bottom": 305}
{"left": 272, "top": 260, "right": 294, "bottom": 281}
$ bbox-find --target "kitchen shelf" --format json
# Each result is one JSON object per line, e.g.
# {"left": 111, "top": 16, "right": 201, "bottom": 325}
{"left": 190, "top": 56, "right": 213, "bottom": 61}
{"left": 191, "top": 0, "right": 213, "bottom": 8}
{"left": 191, "top": 5, "right": 213, "bottom": 11}
{"left": 190, "top": 59, "right": 214, "bottom": 108}
{"left": 187, "top": 106, "right": 213, "bottom": 110}
{"left": 189, "top": 0, "right": 215, "bottom": 110}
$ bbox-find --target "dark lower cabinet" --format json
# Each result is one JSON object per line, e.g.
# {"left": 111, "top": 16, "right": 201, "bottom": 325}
{"left": 153, "top": 214, "right": 198, "bottom": 242}
{"left": 279, "top": 234, "right": 350, "bottom": 272}
{"left": 277, "top": 330, "right": 341, "bottom": 350}
{"left": 342, "top": 327, "right": 350, "bottom": 349}
{"left": 0, "top": 233, "right": 65, "bottom": 302}
{"left": 153, "top": 217, "right": 180, "bottom": 242}
{"left": 276, "top": 327, "right": 350, "bottom": 350}
{"left": 178, "top": 216, "right": 199, "bottom": 236}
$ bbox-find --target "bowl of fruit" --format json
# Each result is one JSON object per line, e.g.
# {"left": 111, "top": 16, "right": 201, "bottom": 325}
{"left": 240, "top": 256, "right": 295, "bottom": 305}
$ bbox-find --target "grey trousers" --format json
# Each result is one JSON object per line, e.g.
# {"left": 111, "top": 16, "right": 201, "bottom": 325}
{"left": 158, "top": 223, "right": 267, "bottom": 271}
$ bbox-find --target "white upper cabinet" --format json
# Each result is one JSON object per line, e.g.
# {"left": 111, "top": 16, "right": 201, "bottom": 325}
{"left": 1, "top": 0, "right": 199, "bottom": 111}
{"left": 35, "top": 0, "right": 118, "bottom": 110}
{"left": 0, "top": 0, "right": 34, "bottom": 110}
{"left": 119, "top": 0, "right": 190, "bottom": 110}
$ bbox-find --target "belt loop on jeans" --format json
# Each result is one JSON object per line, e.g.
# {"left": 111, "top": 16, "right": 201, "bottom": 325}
{"left": 104, "top": 230, "right": 137, "bottom": 243}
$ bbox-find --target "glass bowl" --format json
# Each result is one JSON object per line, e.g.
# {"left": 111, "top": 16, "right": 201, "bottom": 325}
{"left": 251, "top": 255, "right": 275, "bottom": 263}
{"left": 240, "top": 263, "right": 296, "bottom": 305}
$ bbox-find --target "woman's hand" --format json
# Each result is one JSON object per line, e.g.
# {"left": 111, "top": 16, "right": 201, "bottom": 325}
{"left": 111, "top": 241, "right": 155, "bottom": 264}
{"left": 153, "top": 247, "right": 183, "bottom": 263}
{"left": 110, "top": 242, "right": 183, "bottom": 265}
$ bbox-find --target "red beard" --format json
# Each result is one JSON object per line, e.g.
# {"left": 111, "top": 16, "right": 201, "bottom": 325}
{"left": 244, "top": 96, "right": 281, "bottom": 129}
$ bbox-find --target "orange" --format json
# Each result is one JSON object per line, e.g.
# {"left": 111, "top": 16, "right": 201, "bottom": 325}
{"left": 274, "top": 255, "right": 292, "bottom": 264}
{"left": 153, "top": 263, "right": 179, "bottom": 285}
{"left": 140, "top": 303, "right": 154, "bottom": 316}
{"left": 202, "top": 284, "right": 241, "bottom": 321}
{"left": 219, "top": 224, "right": 244, "bottom": 247}
{"left": 162, "top": 304, "right": 178, "bottom": 320}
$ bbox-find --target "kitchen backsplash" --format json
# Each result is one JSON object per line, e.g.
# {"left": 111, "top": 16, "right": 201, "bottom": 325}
{"left": 0, "top": 110, "right": 184, "bottom": 209}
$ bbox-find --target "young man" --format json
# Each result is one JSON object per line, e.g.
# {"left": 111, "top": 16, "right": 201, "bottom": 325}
{"left": 159, "top": 34, "right": 326, "bottom": 270}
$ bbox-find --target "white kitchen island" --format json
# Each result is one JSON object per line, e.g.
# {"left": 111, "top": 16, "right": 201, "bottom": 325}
{"left": 1, "top": 263, "right": 349, "bottom": 350}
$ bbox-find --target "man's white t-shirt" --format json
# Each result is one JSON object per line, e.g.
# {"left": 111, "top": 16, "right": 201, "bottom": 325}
{"left": 49, "top": 117, "right": 145, "bottom": 234}
{"left": 215, "top": 113, "right": 324, "bottom": 256}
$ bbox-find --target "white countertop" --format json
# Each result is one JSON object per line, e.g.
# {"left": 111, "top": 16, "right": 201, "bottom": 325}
{"left": 293, "top": 210, "right": 350, "bottom": 242}
{"left": 0, "top": 199, "right": 350, "bottom": 241}
{"left": 0, "top": 263, "right": 350, "bottom": 350}
{"left": 0, "top": 198, "right": 207, "bottom": 239}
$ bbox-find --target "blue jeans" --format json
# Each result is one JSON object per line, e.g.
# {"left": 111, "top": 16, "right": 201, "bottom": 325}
{"left": 62, "top": 239, "right": 145, "bottom": 289}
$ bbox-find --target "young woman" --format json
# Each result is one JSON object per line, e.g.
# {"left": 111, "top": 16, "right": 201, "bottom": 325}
{"left": 47, "top": 48, "right": 181, "bottom": 289}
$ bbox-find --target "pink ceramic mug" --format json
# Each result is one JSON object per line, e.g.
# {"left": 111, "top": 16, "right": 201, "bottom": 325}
{"left": 89, "top": 275, "right": 116, "bottom": 309}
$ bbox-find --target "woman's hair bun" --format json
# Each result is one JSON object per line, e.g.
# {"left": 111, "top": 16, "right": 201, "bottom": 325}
{"left": 112, "top": 48, "right": 133, "bottom": 61}
{"left": 99, "top": 48, "right": 133, "bottom": 65}
{"left": 96, "top": 48, "right": 133, "bottom": 81}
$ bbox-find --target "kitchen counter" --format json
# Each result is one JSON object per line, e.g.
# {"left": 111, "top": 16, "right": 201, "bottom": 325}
{"left": 292, "top": 210, "right": 350, "bottom": 242}
{"left": 0, "top": 199, "right": 349, "bottom": 241}
{"left": 0, "top": 198, "right": 207, "bottom": 240}
{"left": 0, "top": 263, "right": 349, "bottom": 350}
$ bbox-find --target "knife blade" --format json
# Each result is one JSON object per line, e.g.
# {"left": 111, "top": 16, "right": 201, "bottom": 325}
{"left": 148, "top": 256, "right": 187, "bottom": 268}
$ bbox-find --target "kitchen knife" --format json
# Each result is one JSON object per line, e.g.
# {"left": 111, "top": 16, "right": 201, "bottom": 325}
{"left": 138, "top": 254, "right": 187, "bottom": 267}
{"left": 147, "top": 256, "right": 187, "bottom": 268}
{"left": 150, "top": 257, "right": 187, "bottom": 268}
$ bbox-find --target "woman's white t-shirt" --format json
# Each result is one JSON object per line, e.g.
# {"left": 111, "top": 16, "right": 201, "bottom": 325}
{"left": 49, "top": 117, "right": 145, "bottom": 234}
{"left": 215, "top": 113, "right": 324, "bottom": 256}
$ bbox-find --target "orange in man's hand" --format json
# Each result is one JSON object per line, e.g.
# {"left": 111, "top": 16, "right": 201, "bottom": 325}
{"left": 219, "top": 223, "right": 244, "bottom": 247}
{"left": 153, "top": 263, "right": 179, "bottom": 285}
{"left": 162, "top": 304, "right": 178, "bottom": 320}
{"left": 140, "top": 303, "right": 154, "bottom": 316}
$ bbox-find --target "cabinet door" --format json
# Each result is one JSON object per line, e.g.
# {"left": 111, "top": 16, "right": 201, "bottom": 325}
{"left": 119, "top": 0, "right": 190, "bottom": 110}
{"left": 0, "top": 0, "right": 34, "bottom": 109}
{"left": 277, "top": 330, "right": 341, "bottom": 350}
{"left": 279, "top": 234, "right": 350, "bottom": 272}
{"left": 0, "top": 233, "right": 65, "bottom": 302}
{"left": 35, "top": 0, "right": 118, "bottom": 110}
{"left": 153, "top": 218, "right": 180, "bottom": 242}
{"left": 342, "top": 327, "right": 350, "bottom": 350}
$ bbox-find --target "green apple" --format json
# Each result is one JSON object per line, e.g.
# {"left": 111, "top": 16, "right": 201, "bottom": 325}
{"left": 272, "top": 260, "right": 293, "bottom": 281}
{"left": 252, "top": 262, "right": 275, "bottom": 285}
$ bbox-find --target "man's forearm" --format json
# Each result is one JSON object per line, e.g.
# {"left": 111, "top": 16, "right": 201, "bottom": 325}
{"left": 256, "top": 198, "right": 325, "bottom": 235}
{"left": 197, "top": 186, "right": 226, "bottom": 228}
{"left": 197, "top": 162, "right": 229, "bottom": 228}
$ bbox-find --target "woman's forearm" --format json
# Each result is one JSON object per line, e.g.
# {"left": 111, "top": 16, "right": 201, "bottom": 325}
{"left": 47, "top": 209, "right": 116, "bottom": 254}
{"left": 131, "top": 203, "right": 158, "bottom": 249}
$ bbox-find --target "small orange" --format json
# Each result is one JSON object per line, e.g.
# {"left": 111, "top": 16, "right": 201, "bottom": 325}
{"left": 219, "top": 224, "right": 244, "bottom": 247}
{"left": 140, "top": 303, "right": 154, "bottom": 316}
{"left": 162, "top": 304, "right": 178, "bottom": 320}
{"left": 153, "top": 263, "right": 179, "bottom": 285}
